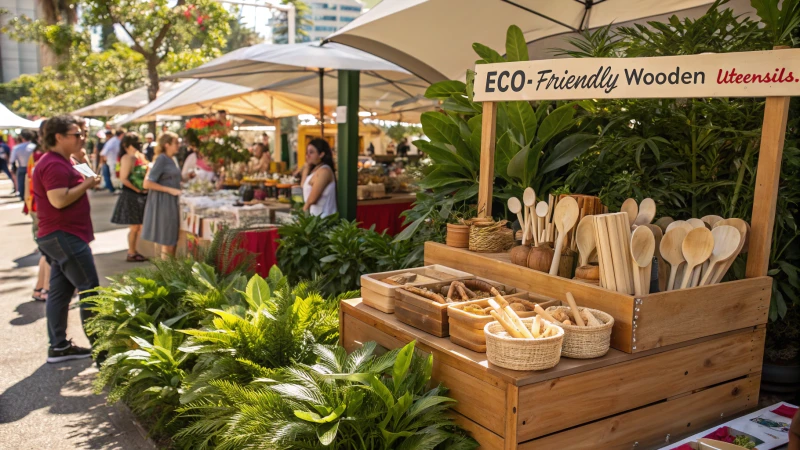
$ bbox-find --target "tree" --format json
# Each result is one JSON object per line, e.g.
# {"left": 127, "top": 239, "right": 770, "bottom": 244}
{"left": 35, "top": 0, "right": 79, "bottom": 66}
{"left": 225, "top": 6, "right": 263, "bottom": 52}
{"left": 272, "top": 0, "right": 312, "bottom": 44}
{"left": 81, "top": 0, "right": 231, "bottom": 103}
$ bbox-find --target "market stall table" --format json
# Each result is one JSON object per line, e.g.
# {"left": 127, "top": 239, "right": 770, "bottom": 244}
{"left": 356, "top": 192, "right": 414, "bottom": 235}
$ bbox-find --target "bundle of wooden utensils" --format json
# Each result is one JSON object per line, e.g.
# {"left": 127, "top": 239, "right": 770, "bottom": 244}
{"left": 485, "top": 287, "right": 560, "bottom": 339}
{"left": 509, "top": 189, "right": 604, "bottom": 277}
{"left": 578, "top": 197, "right": 750, "bottom": 295}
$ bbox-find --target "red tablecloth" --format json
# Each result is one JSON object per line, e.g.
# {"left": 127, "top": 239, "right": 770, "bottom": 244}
{"left": 238, "top": 228, "right": 279, "bottom": 277}
{"left": 356, "top": 201, "right": 413, "bottom": 235}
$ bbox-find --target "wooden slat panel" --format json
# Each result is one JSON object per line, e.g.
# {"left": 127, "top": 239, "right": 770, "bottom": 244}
{"left": 519, "top": 376, "right": 760, "bottom": 450}
{"left": 450, "top": 412, "right": 504, "bottom": 450}
{"left": 395, "top": 303, "right": 448, "bottom": 337}
{"left": 342, "top": 312, "right": 507, "bottom": 436}
{"left": 505, "top": 385, "right": 519, "bottom": 450}
{"left": 635, "top": 277, "right": 771, "bottom": 351}
{"left": 517, "top": 327, "right": 765, "bottom": 441}
{"left": 424, "top": 242, "right": 635, "bottom": 352}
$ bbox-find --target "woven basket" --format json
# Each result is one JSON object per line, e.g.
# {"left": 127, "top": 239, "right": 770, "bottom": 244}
{"left": 468, "top": 220, "right": 514, "bottom": 253}
{"left": 484, "top": 317, "right": 563, "bottom": 370}
{"left": 545, "top": 306, "right": 614, "bottom": 359}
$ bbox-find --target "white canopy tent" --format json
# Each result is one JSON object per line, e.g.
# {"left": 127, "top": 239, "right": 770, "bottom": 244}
{"left": 167, "top": 41, "right": 429, "bottom": 118}
{"left": 113, "top": 79, "right": 321, "bottom": 125}
{"left": 0, "top": 103, "right": 37, "bottom": 130}
{"left": 326, "top": 0, "right": 748, "bottom": 83}
{"left": 72, "top": 82, "right": 183, "bottom": 117}
{"left": 372, "top": 96, "right": 440, "bottom": 123}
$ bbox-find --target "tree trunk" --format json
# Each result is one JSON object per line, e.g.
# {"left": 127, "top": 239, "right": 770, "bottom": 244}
{"left": 146, "top": 58, "right": 159, "bottom": 135}
{"left": 35, "top": 0, "right": 77, "bottom": 68}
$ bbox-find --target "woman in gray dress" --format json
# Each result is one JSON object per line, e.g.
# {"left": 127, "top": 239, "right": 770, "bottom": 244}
{"left": 142, "top": 132, "right": 182, "bottom": 259}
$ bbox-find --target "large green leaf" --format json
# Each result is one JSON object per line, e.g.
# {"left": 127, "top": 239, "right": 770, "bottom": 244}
{"left": 537, "top": 103, "right": 577, "bottom": 143}
{"left": 414, "top": 140, "right": 471, "bottom": 169}
{"left": 245, "top": 274, "right": 270, "bottom": 308}
{"left": 392, "top": 341, "right": 415, "bottom": 390}
{"left": 495, "top": 131, "right": 520, "bottom": 181}
{"left": 317, "top": 420, "right": 340, "bottom": 445}
{"left": 540, "top": 133, "right": 597, "bottom": 174}
{"left": 442, "top": 96, "right": 478, "bottom": 114}
{"left": 505, "top": 24, "right": 529, "bottom": 62}
{"left": 392, "top": 211, "right": 430, "bottom": 243}
{"left": 425, "top": 80, "right": 467, "bottom": 99}
{"left": 507, "top": 101, "right": 537, "bottom": 144}
{"left": 420, "top": 112, "right": 472, "bottom": 161}
{"left": 472, "top": 42, "right": 504, "bottom": 63}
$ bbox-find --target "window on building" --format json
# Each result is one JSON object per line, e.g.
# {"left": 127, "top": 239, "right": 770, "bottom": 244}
{"left": 313, "top": 3, "right": 329, "bottom": 8}
{"left": 314, "top": 25, "right": 338, "bottom": 32}
{"left": 339, "top": 5, "right": 361, "bottom": 12}
{"left": 314, "top": 15, "right": 337, "bottom": 21}
{"left": 339, "top": 16, "right": 355, "bottom": 22}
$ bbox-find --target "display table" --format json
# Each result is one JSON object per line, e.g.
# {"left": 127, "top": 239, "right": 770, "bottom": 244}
{"left": 356, "top": 193, "right": 414, "bottom": 235}
{"left": 341, "top": 298, "right": 763, "bottom": 450}
{"left": 238, "top": 228, "right": 279, "bottom": 277}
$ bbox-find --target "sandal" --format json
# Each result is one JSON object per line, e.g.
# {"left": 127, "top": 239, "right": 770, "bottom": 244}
{"left": 133, "top": 253, "right": 148, "bottom": 262}
{"left": 32, "top": 288, "right": 47, "bottom": 302}
{"left": 126, "top": 253, "right": 148, "bottom": 262}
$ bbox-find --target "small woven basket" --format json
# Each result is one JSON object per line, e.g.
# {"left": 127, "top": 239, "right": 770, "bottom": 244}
{"left": 468, "top": 220, "right": 514, "bottom": 253}
{"left": 545, "top": 306, "right": 614, "bottom": 359}
{"left": 484, "top": 317, "right": 563, "bottom": 370}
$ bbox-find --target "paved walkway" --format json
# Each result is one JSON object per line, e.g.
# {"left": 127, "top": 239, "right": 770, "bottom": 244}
{"left": 0, "top": 178, "right": 154, "bottom": 449}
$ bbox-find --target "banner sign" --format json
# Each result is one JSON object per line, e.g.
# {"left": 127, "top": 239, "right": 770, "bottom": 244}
{"left": 473, "top": 49, "right": 800, "bottom": 101}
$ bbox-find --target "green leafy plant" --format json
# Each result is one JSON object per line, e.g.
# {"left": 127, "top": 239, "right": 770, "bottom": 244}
{"left": 183, "top": 341, "right": 477, "bottom": 450}
{"left": 94, "top": 323, "right": 189, "bottom": 434}
{"left": 319, "top": 220, "right": 381, "bottom": 295}
{"left": 277, "top": 211, "right": 340, "bottom": 284}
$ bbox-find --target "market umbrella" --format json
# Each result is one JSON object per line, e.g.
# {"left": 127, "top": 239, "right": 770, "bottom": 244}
{"left": 167, "top": 41, "right": 429, "bottom": 133}
{"left": 0, "top": 103, "right": 37, "bottom": 129}
{"left": 326, "top": 0, "right": 725, "bottom": 83}
{"left": 372, "top": 95, "right": 440, "bottom": 123}
{"left": 72, "top": 82, "right": 183, "bottom": 117}
{"left": 113, "top": 79, "right": 321, "bottom": 125}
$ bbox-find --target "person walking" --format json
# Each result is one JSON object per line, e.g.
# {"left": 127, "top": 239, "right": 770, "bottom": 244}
{"left": 143, "top": 132, "right": 156, "bottom": 162}
{"left": 0, "top": 136, "right": 15, "bottom": 193}
{"left": 33, "top": 115, "right": 101, "bottom": 363}
{"left": 10, "top": 130, "right": 36, "bottom": 200}
{"left": 100, "top": 129, "right": 123, "bottom": 193}
{"left": 111, "top": 132, "right": 149, "bottom": 262}
{"left": 301, "top": 138, "right": 337, "bottom": 218}
{"left": 142, "top": 132, "right": 182, "bottom": 259}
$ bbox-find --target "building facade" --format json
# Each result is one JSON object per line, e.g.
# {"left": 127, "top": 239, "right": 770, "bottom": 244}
{"left": 307, "top": 0, "right": 362, "bottom": 42}
{"left": 0, "top": 0, "right": 42, "bottom": 82}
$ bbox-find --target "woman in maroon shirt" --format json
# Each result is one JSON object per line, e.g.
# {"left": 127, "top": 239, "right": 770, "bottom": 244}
{"left": 33, "top": 115, "right": 101, "bottom": 363}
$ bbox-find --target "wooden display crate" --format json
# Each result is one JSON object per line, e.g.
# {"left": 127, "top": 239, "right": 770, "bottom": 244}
{"left": 425, "top": 242, "right": 771, "bottom": 353}
{"left": 359, "top": 265, "right": 473, "bottom": 313}
{"left": 340, "top": 298, "right": 763, "bottom": 450}
{"left": 395, "top": 278, "right": 524, "bottom": 337}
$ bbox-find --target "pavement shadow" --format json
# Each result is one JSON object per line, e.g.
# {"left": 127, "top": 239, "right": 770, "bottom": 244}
{"left": 13, "top": 250, "right": 41, "bottom": 269}
{"left": 0, "top": 359, "right": 96, "bottom": 424}
{"left": 10, "top": 300, "right": 45, "bottom": 326}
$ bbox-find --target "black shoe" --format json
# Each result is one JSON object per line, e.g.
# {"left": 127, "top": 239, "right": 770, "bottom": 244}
{"left": 47, "top": 340, "right": 92, "bottom": 363}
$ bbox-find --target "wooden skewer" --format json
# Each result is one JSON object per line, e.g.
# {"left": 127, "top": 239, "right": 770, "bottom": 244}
{"left": 490, "top": 310, "right": 523, "bottom": 338}
{"left": 565, "top": 292, "right": 585, "bottom": 327}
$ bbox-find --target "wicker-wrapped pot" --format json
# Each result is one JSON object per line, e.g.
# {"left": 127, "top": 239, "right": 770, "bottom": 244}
{"left": 484, "top": 317, "right": 563, "bottom": 371}
{"left": 468, "top": 220, "right": 514, "bottom": 253}
{"left": 545, "top": 306, "right": 614, "bottom": 359}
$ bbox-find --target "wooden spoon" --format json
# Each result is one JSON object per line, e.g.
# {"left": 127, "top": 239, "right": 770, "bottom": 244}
{"left": 654, "top": 216, "right": 674, "bottom": 232}
{"left": 549, "top": 196, "right": 580, "bottom": 276}
{"left": 630, "top": 226, "right": 656, "bottom": 296}
{"left": 575, "top": 215, "right": 596, "bottom": 267}
{"left": 701, "top": 215, "right": 724, "bottom": 228}
{"left": 709, "top": 218, "right": 748, "bottom": 284}
{"left": 679, "top": 227, "right": 714, "bottom": 289}
{"left": 687, "top": 218, "right": 708, "bottom": 229}
{"left": 646, "top": 224, "right": 664, "bottom": 293}
{"left": 535, "top": 201, "right": 549, "bottom": 243}
{"left": 699, "top": 225, "right": 741, "bottom": 286}
{"left": 661, "top": 227, "right": 689, "bottom": 291}
{"left": 508, "top": 197, "right": 525, "bottom": 244}
{"left": 523, "top": 188, "right": 537, "bottom": 246}
{"left": 666, "top": 220, "right": 688, "bottom": 233}
{"left": 621, "top": 198, "right": 638, "bottom": 228}
{"left": 634, "top": 198, "right": 656, "bottom": 226}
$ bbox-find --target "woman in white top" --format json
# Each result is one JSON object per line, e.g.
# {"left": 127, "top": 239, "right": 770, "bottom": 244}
{"left": 301, "top": 138, "right": 337, "bottom": 218}
{"left": 181, "top": 147, "right": 216, "bottom": 182}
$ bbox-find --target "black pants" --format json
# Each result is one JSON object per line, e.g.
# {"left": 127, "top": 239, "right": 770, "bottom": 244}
{"left": 37, "top": 230, "right": 99, "bottom": 349}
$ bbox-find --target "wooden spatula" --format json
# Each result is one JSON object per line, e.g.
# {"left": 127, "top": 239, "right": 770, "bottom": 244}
{"left": 630, "top": 226, "right": 656, "bottom": 296}
{"left": 661, "top": 227, "right": 689, "bottom": 291}
{"left": 709, "top": 218, "right": 748, "bottom": 283}
{"left": 575, "top": 215, "right": 596, "bottom": 267}
{"left": 645, "top": 224, "right": 663, "bottom": 293}
{"left": 535, "top": 201, "right": 548, "bottom": 243}
{"left": 549, "top": 196, "right": 580, "bottom": 276}
{"left": 508, "top": 197, "right": 524, "bottom": 244}
{"left": 699, "top": 225, "right": 741, "bottom": 286}
{"left": 523, "top": 187, "right": 536, "bottom": 246}
{"left": 679, "top": 227, "right": 714, "bottom": 289}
